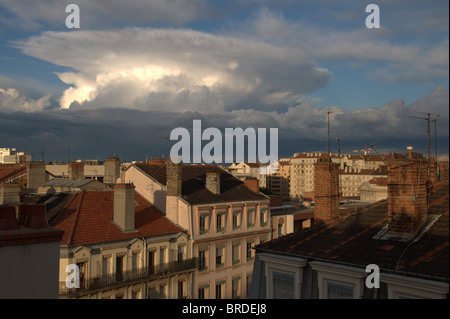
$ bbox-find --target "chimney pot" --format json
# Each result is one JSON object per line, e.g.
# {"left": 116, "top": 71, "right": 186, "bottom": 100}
{"left": 244, "top": 177, "right": 259, "bottom": 193}
{"left": 24, "top": 204, "right": 49, "bottom": 229}
{"left": 206, "top": 172, "right": 221, "bottom": 194}
{"left": 0, "top": 206, "right": 19, "bottom": 231}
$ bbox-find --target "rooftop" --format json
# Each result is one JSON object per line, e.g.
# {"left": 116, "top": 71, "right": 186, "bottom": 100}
{"left": 49, "top": 190, "right": 184, "bottom": 246}
{"left": 0, "top": 165, "right": 27, "bottom": 184}
{"left": 134, "top": 162, "right": 269, "bottom": 205}
{"left": 256, "top": 181, "right": 449, "bottom": 282}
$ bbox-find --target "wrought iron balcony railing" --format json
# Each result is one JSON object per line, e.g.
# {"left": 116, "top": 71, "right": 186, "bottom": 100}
{"left": 59, "top": 257, "right": 197, "bottom": 298}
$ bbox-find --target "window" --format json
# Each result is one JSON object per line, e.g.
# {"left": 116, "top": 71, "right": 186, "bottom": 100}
{"left": 198, "top": 248, "right": 208, "bottom": 271}
{"left": 178, "top": 280, "right": 186, "bottom": 299}
{"left": 148, "top": 250, "right": 155, "bottom": 271}
{"left": 233, "top": 210, "right": 241, "bottom": 229}
{"left": 177, "top": 246, "right": 185, "bottom": 262}
{"left": 232, "top": 242, "right": 240, "bottom": 265}
{"left": 260, "top": 208, "right": 268, "bottom": 226}
{"left": 116, "top": 255, "right": 125, "bottom": 281}
{"left": 132, "top": 251, "right": 140, "bottom": 270}
{"left": 160, "top": 247, "right": 166, "bottom": 264}
{"left": 199, "top": 213, "right": 209, "bottom": 234}
{"left": 198, "top": 285, "right": 208, "bottom": 299}
{"left": 216, "top": 245, "right": 225, "bottom": 268}
{"left": 247, "top": 209, "right": 255, "bottom": 227}
{"left": 246, "top": 240, "right": 254, "bottom": 261}
{"left": 216, "top": 211, "right": 225, "bottom": 232}
{"left": 102, "top": 256, "right": 111, "bottom": 276}
{"left": 232, "top": 277, "right": 241, "bottom": 299}
{"left": 216, "top": 281, "right": 225, "bottom": 299}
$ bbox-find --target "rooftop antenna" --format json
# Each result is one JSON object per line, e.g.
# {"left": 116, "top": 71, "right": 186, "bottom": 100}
{"left": 409, "top": 112, "right": 440, "bottom": 180}
{"left": 40, "top": 148, "right": 46, "bottom": 163}
{"left": 327, "top": 110, "right": 336, "bottom": 155}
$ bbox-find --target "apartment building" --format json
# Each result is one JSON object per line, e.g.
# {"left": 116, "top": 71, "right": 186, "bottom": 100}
{"left": 50, "top": 184, "right": 196, "bottom": 299}
{"left": 0, "top": 147, "right": 30, "bottom": 164}
{"left": 289, "top": 152, "right": 386, "bottom": 200}
{"left": 122, "top": 159, "right": 271, "bottom": 299}
{"left": 266, "top": 158, "right": 290, "bottom": 199}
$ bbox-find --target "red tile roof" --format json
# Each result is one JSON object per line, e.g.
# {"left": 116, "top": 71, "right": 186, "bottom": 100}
{"left": 257, "top": 181, "right": 449, "bottom": 281}
{"left": 50, "top": 190, "right": 183, "bottom": 246}
{"left": 0, "top": 165, "right": 27, "bottom": 184}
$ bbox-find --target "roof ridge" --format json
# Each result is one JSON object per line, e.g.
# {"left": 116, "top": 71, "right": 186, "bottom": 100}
{"left": 67, "top": 190, "right": 85, "bottom": 246}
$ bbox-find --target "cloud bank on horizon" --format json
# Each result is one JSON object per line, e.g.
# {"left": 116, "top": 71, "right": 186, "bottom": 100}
{"left": 0, "top": 0, "right": 448, "bottom": 160}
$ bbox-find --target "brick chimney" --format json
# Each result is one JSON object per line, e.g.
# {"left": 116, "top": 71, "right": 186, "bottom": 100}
{"left": 206, "top": 172, "right": 221, "bottom": 194}
{"left": 314, "top": 154, "right": 340, "bottom": 222}
{"left": 387, "top": 154, "right": 428, "bottom": 241}
{"left": 244, "top": 177, "right": 259, "bottom": 193}
{"left": 26, "top": 162, "right": 46, "bottom": 193}
{"left": 166, "top": 159, "right": 182, "bottom": 197}
{"left": 104, "top": 157, "right": 120, "bottom": 184}
{"left": 68, "top": 162, "right": 84, "bottom": 179}
{"left": 113, "top": 183, "right": 136, "bottom": 232}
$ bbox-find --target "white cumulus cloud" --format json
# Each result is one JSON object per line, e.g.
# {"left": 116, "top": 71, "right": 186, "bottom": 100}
{"left": 16, "top": 28, "right": 331, "bottom": 112}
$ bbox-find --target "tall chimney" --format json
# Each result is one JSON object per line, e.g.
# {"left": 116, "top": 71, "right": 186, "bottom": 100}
{"left": 166, "top": 159, "right": 182, "bottom": 197}
{"left": 104, "top": 157, "right": 120, "bottom": 184}
{"left": 387, "top": 155, "right": 428, "bottom": 241}
{"left": 113, "top": 183, "right": 136, "bottom": 232}
{"left": 206, "top": 172, "right": 221, "bottom": 194}
{"left": 314, "top": 154, "right": 340, "bottom": 222}
{"left": 68, "top": 162, "right": 84, "bottom": 179}
{"left": 26, "top": 162, "right": 46, "bottom": 193}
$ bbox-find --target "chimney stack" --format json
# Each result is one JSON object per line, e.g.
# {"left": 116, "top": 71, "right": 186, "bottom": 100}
{"left": 206, "top": 172, "right": 221, "bottom": 194}
{"left": 166, "top": 159, "right": 182, "bottom": 197}
{"left": 104, "top": 157, "right": 120, "bottom": 184}
{"left": 387, "top": 154, "right": 428, "bottom": 241}
{"left": 0, "top": 184, "right": 21, "bottom": 206}
{"left": 314, "top": 154, "right": 340, "bottom": 222}
{"left": 68, "top": 162, "right": 84, "bottom": 179}
{"left": 113, "top": 183, "right": 136, "bottom": 232}
{"left": 26, "top": 162, "right": 46, "bottom": 193}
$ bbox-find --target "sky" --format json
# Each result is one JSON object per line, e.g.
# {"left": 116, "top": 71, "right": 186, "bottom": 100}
{"left": 0, "top": 0, "right": 448, "bottom": 163}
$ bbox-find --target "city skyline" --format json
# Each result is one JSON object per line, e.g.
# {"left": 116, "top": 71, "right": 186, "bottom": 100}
{"left": 0, "top": 1, "right": 448, "bottom": 162}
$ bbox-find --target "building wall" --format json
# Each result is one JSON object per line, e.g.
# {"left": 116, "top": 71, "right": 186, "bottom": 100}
{"left": 0, "top": 241, "right": 61, "bottom": 299}
{"left": 123, "top": 166, "right": 167, "bottom": 213}
{"left": 59, "top": 233, "right": 193, "bottom": 299}
{"left": 192, "top": 201, "right": 271, "bottom": 299}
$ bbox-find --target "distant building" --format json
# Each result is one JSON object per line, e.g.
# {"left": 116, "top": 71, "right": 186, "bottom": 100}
{"left": 0, "top": 147, "right": 31, "bottom": 164}
{"left": 251, "top": 152, "right": 449, "bottom": 299}
{"left": 227, "top": 162, "right": 267, "bottom": 189}
{"left": 289, "top": 152, "right": 386, "bottom": 201}
{"left": 266, "top": 158, "right": 290, "bottom": 200}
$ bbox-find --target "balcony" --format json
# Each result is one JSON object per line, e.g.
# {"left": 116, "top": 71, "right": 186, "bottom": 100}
{"left": 59, "top": 257, "right": 197, "bottom": 298}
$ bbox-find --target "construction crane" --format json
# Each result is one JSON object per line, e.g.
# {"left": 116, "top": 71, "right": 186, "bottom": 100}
{"left": 352, "top": 145, "right": 371, "bottom": 155}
